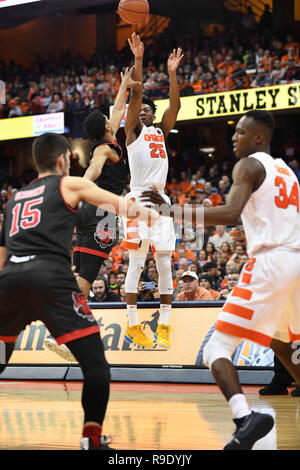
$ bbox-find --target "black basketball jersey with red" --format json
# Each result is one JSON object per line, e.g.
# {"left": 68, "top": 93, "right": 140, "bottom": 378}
{"left": 0, "top": 175, "right": 77, "bottom": 263}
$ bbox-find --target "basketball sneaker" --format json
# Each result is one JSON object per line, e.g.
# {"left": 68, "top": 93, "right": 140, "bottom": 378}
{"left": 155, "top": 324, "right": 171, "bottom": 349}
{"left": 80, "top": 435, "right": 114, "bottom": 450}
{"left": 224, "top": 411, "right": 274, "bottom": 450}
{"left": 44, "top": 334, "right": 77, "bottom": 362}
{"left": 124, "top": 324, "right": 154, "bottom": 348}
{"left": 259, "top": 382, "right": 289, "bottom": 395}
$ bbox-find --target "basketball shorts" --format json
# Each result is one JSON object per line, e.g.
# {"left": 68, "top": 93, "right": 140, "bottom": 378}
{"left": 0, "top": 255, "right": 100, "bottom": 345}
{"left": 215, "top": 247, "right": 300, "bottom": 347}
{"left": 73, "top": 202, "right": 117, "bottom": 284}
{"left": 121, "top": 190, "right": 176, "bottom": 253}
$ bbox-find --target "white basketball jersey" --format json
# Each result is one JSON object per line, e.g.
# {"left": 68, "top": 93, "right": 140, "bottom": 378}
{"left": 127, "top": 125, "right": 169, "bottom": 192}
{"left": 241, "top": 152, "right": 300, "bottom": 256}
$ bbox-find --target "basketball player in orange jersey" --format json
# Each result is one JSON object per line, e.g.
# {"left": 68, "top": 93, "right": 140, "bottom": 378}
{"left": 121, "top": 32, "right": 183, "bottom": 349}
{"left": 141, "top": 109, "right": 300, "bottom": 450}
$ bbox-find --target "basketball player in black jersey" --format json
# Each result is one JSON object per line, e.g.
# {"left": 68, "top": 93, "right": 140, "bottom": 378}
{"left": 75, "top": 66, "right": 139, "bottom": 300}
{"left": 44, "top": 66, "right": 139, "bottom": 361}
{"left": 0, "top": 133, "right": 157, "bottom": 450}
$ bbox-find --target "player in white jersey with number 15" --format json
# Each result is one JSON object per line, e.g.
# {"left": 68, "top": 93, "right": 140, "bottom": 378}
{"left": 121, "top": 33, "right": 183, "bottom": 349}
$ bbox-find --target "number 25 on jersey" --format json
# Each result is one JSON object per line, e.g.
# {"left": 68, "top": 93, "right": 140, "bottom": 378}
{"left": 149, "top": 143, "right": 166, "bottom": 159}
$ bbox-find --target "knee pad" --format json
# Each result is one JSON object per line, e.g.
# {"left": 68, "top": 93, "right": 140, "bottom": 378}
{"left": 203, "top": 329, "right": 241, "bottom": 370}
{"left": 155, "top": 252, "right": 173, "bottom": 295}
{"left": 125, "top": 249, "right": 147, "bottom": 293}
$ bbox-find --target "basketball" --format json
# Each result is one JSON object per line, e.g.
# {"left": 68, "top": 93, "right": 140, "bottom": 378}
{"left": 118, "top": 0, "right": 149, "bottom": 24}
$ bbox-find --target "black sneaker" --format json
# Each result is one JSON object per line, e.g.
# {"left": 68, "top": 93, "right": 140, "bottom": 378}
{"left": 80, "top": 435, "right": 115, "bottom": 450}
{"left": 259, "top": 383, "right": 289, "bottom": 395}
{"left": 291, "top": 386, "right": 300, "bottom": 397}
{"left": 224, "top": 411, "right": 274, "bottom": 450}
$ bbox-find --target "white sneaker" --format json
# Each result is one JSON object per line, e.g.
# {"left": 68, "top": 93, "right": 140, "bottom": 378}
{"left": 44, "top": 334, "right": 77, "bottom": 362}
{"left": 80, "top": 435, "right": 114, "bottom": 450}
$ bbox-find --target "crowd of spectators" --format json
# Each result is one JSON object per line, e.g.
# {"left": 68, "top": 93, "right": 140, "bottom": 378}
{"left": 0, "top": 18, "right": 299, "bottom": 138}
{"left": 0, "top": 14, "right": 300, "bottom": 302}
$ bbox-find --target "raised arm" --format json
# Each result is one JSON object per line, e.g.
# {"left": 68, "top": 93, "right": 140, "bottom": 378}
{"left": 108, "top": 66, "right": 141, "bottom": 137}
{"left": 124, "top": 33, "right": 144, "bottom": 143}
{"left": 82, "top": 145, "right": 112, "bottom": 182}
{"left": 160, "top": 48, "right": 184, "bottom": 139}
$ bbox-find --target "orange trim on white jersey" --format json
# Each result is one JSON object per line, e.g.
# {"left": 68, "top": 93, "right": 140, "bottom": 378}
{"left": 121, "top": 240, "right": 139, "bottom": 250}
{"left": 215, "top": 319, "right": 272, "bottom": 347}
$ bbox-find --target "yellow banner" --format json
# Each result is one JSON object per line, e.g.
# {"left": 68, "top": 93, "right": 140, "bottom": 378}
{"left": 9, "top": 307, "right": 220, "bottom": 365}
{"left": 8, "top": 306, "right": 275, "bottom": 368}
{"left": 154, "top": 83, "right": 300, "bottom": 122}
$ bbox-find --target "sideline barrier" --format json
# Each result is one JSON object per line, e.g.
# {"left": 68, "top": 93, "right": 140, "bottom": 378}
{"left": 0, "top": 301, "right": 275, "bottom": 384}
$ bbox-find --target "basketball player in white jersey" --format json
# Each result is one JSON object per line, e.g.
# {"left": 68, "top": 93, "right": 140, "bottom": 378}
{"left": 121, "top": 33, "right": 183, "bottom": 349}
{"left": 142, "top": 110, "right": 300, "bottom": 449}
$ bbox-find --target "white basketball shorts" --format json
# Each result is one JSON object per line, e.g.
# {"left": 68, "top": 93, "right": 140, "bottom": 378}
{"left": 121, "top": 189, "right": 176, "bottom": 253}
{"left": 216, "top": 247, "right": 300, "bottom": 346}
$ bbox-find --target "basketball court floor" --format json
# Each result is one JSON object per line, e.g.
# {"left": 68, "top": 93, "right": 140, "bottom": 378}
{"left": 0, "top": 381, "right": 299, "bottom": 450}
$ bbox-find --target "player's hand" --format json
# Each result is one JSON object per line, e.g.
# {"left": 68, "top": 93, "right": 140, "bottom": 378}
{"left": 167, "top": 48, "right": 184, "bottom": 73}
{"left": 229, "top": 226, "right": 247, "bottom": 245}
{"left": 128, "top": 32, "right": 144, "bottom": 59}
{"left": 140, "top": 187, "right": 168, "bottom": 207}
{"left": 218, "top": 288, "right": 229, "bottom": 299}
{"left": 120, "top": 66, "right": 141, "bottom": 88}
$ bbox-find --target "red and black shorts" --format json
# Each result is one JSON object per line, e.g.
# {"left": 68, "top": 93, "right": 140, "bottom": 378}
{"left": 73, "top": 202, "right": 117, "bottom": 285}
{"left": 0, "top": 255, "right": 100, "bottom": 345}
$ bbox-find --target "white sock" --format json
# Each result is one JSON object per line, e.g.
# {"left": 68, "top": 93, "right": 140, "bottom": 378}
{"left": 127, "top": 305, "right": 139, "bottom": 326}
{"left": 160, "top": 304, "right": 172, "bottom": 325}
{"left": 229, "top": 393, "right": 251, "bottom": 420}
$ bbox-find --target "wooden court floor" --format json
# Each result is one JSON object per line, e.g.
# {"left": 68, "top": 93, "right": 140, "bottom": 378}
{"left": 0, "top": 381, "right": 300, "bottom": 451}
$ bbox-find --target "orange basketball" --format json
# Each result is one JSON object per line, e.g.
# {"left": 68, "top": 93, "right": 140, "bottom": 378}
{"left": 118, "top": 0, "right": 149, "bottom": 24}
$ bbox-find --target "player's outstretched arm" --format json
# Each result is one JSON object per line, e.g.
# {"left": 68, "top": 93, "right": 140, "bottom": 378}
{"left": 125, "top": 33, "right": 144, "bottom": 141}
{"left": 61, "top": 176, "right": 159, "bottom": 226}
{"left": 83, "top": 145, "right": 111, "bottom": 182}
{"left": 109, "top": 66, "right": 141, "bottom": 137}
{"left": 141, "top": 158, "right": 263, "bottom": 226}
{"left": 160, "top": 48, "right": 184, "bottom": 139}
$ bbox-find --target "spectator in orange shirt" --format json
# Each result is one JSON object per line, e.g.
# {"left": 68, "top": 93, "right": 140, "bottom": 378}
{"left": 176, "top": 271, "right": 214, "bottom": 301}
{"left": 281, "top": 47, "right": 299, "bottom": 67}
{"left": 190, "top": 174, "right": 205, "bottom": 199}
{"left": 217, "top": 56, "right": 234, "bottom": 76}
{"left": 208, "top": 187, "right": 223, "bottom": 206}
{"left": 105, "top": 65, "right": 120, "bottom": 86}
{"left": 173, "top": 246, "right": 196, "bottom": 264}
{"left": 110, "top": 243, "right": 126, "bottom": 267}
{"left": 166, "top": 177, "right": 179, "bottom": 198}
{"left": 190, "top": 74, "right": 204, "bottom": 94}
{"left": 177, "top": 171, "right": 192, "bottom": 206}
{"left": 260, "top": 50, "right": 273, "bottom": 72}
{"left": 226, "top": 60, "right": 250, "bottom": 91}
{"left": 216, "top": 68, "right": 227, "bottom": 92}
{"left": 284, "top": 35, "right": 300, "bottom": 51}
